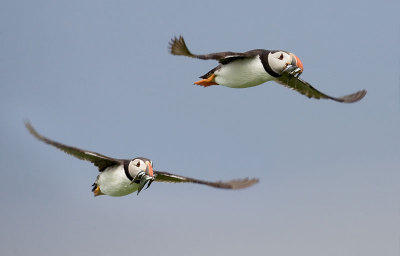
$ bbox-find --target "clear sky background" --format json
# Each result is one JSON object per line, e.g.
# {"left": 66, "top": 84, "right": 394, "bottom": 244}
{"left": 1, "top": 1, "right": 399, "bottom": 255}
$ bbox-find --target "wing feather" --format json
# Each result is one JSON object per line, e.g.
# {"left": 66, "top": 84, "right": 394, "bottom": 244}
{"left": 25, "top": 122, "right": 123, "bottom": 171}
{"left": 169, "top": 36, "right": 257, "bottom": 63}
{"left": 276, "top": 73, "right": 367, "bottom": 103}
{"left": 154, "top": 170, "right": 259, "bottom": 190}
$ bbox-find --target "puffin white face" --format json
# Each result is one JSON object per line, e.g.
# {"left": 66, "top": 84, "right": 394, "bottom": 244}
{"left": 128, "top": 158, "right": 148, "bottom": 176}
{"left": 128, "top": 158, "right": 155, "bottom": 194}
{"left": 268, "top": 51, "right": 293, "bottom": 75}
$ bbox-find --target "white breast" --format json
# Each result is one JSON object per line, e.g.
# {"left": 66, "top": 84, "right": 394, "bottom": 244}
{"left": 97, "top": 165, "right": 139, "bottom": 197}
{"left": 214, "top": 56, "right": 274, "bottom": 88}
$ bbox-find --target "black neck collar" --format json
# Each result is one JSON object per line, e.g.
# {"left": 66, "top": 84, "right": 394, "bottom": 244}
{"left": 123, "top": 161, "right": 141, "bottom": 184}
{"left": 123, "top": 161, "right": 134, "bottom": 181}
{"left": 259, "top": 51, "right": 280, "bottom": 78}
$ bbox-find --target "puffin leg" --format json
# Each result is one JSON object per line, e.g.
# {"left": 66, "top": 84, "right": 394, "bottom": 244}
{"left": 93, "top": 186, "right": 104, "bottom": 196}
{"left": 194, "top": 74, "right": 218, "bottom": 87}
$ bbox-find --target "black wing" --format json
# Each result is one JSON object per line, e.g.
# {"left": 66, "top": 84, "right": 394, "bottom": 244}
{"left": 276, "top": 73, "right": 367, "bottom": 103}
{"left": 25, "top": 122, "right": 123, "bottom": 171}
{"left": 169, "top": 36, "right": 259, "bottom": 64}
{"left": 154, "top": 170, "right": 259, "bottom": 190}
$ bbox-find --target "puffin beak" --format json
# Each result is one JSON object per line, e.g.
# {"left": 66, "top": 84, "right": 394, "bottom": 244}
{"left": 133, "top": 161, "right": 155, "bottom": 195}
{"left": 282, "top": 53, "right": 303, "bottom": 77}
{"left": 289, "top": 53, "right": 304, "bottom": 74}
{"left": 136, "top": 161, "right": 155, "bottom": 194}
{"left": 146, "top": 161, "right": 154, "bottom": 177}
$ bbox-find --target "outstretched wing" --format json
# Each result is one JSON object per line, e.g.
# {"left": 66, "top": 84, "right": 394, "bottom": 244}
{"left": 276, "top": 73, "right": 367, "bottom": 103}
{"left": 169, "top": 36, "right": 258, "bottom": 64}
{"left": 154, "top": 170, "right": 259, "bottom": 190}
{"left": 25, "top": 122, "right": 123, "bottom": 171}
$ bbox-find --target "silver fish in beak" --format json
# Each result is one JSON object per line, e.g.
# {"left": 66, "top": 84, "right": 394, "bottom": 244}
{"left": 132, "top": 160, "right": 155, "bottom": 195}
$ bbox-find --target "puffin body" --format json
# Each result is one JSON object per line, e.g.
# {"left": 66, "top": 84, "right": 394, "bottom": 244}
{"left": 94, "top": 164, "right": 139, "bottom": 197}
{"left": 26, "top": 122, "right": 258, "bottom": 197}
{"left": 212, "top": 56, "right": 274, "bottom": 88}
{"left": 169, "top": 36, "right": 366, "bottom": 103}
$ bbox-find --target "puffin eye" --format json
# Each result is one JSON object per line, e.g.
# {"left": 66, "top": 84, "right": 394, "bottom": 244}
{"left": 136, "top": 161, "right": 141, "bottom": 167}
{"left": 278, "top": 53, "right": 284, "bottom": 60}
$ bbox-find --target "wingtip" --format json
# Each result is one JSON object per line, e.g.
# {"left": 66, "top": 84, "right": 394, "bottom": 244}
{"left": 359, "top": 89, "right": 367, "bottom": 98}
{"left": 25, "top": 120, "right": 38, "bottom": 138}
{"left": 24, "top": 120, "right": 31, "bottom": 129}
{"left": 228, "top": 177, "right": 260, "bottom": 190}
{"left": 336, "top": 89, "right": 367, "bottom": 103}
{"left": 168, "top": 35, "right": 193, "bottom": 57}
{"left": 168, "top": 35, "right": 179, "bottom": 53}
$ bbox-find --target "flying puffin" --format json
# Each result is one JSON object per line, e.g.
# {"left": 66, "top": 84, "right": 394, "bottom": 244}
{"left": 169, "top": 36, "right": 366, "bottom": 103}
{"left": 26, "top": 122, "right": 258, "bottom": 197}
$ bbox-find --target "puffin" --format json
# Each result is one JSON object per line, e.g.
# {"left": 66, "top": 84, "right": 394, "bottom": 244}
{"left": 26, "top": 122, "right": 258, "bottom": 197}
{"left": 169, "top": 36, "right": 366, "bottom": 103}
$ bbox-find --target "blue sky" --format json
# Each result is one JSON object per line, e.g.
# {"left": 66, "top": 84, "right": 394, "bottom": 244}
{"left": 1, "top": 0, "right": 399, "bottom": 255}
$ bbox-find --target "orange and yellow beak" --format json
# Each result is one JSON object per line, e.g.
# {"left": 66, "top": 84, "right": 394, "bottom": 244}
{"left": 290, "top": 53, "right": 304, "bottom": 73}
{"left": 146, "top": 161, "right": 154, "bottom": 177}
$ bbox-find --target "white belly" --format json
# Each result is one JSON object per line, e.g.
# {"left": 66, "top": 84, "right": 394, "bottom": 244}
{"left": 214, "top": 56, "right": 274, "bottom": 88}
{"left": 97, "top": 165, "right": 139, "bottom": 197}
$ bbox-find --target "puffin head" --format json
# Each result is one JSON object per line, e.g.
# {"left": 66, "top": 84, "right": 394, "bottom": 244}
{"left": 128, "top": 157, "right": 155, "bottom": 194}
{"left": 268, "top": 51, "right": 303, "bottom": 76}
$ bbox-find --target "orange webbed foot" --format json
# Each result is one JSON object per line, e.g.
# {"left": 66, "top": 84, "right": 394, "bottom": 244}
{"left": 93, "top": 186, "right": 104, "bottom": 197}
{"left": 194, "top": 74, "right": 218, "bottom": 87}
